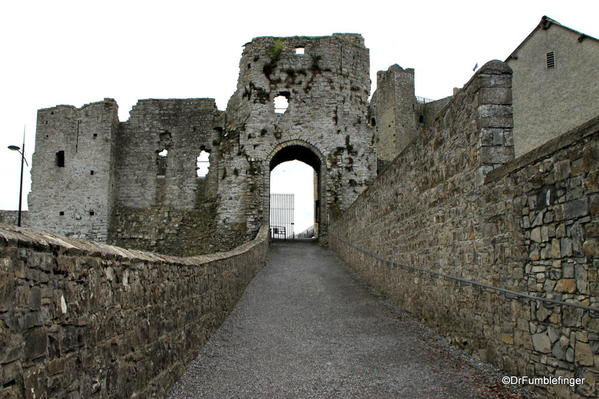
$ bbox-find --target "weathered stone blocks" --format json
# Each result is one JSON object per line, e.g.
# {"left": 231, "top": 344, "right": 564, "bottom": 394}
{"left": 0, "top": 223, "right": 268, "bottom": 398}
{"left": 23, "top": 35, "right": 375, "bottom": 253}
{"left": 331, "top": 59, "right": 599, "bottom": 398}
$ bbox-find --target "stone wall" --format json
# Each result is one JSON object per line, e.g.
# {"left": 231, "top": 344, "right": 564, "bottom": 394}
{"left": 369, "top": 64, "right": 418, "bottom": 164}
{"left": 28, "top": 99, "right": 120, "bottom": 242}
{"left": 26, "top": 34, "right": 376, "bottom": 252}
{"left": 368, "top": 64, "right": 454, "bottom": 171}
{"left": 0, "top": 223, "right": 269, "bottom": 399}
{"left": 114, "top": 99, "right": 223, "bottom": 210}
{"left": 330, "top": 60, "right": 599, "bottom": 398}
{"left": 222, "top": 34, "right": 376, "bottom": 241}
{"left": 0, "top": 211, "right": 29, "bottom": 227}
{"left": 107, "top": 98, "right": 230, "bottom": 254}
{"left": 109, "top": 204, "right": 222, "bottom": 257}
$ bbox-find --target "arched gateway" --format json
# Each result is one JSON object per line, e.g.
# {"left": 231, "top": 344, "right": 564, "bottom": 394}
{"left": 265, "top": 140, "right": 327, "bottom": 240}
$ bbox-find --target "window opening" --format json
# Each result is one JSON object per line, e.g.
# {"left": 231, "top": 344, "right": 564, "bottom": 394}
{"left": 157, "top": 149, "right": 168, "bottom": 176}
{"left": 196, "top": 150, "right": 210, "bottom": 178}
{"left": 56, "top": 151, "right": 65, "bottom": 167}
{"left": 274, "top": 94, "right": 289, "bottom": 114}
{"left": 295, "top": 47, "right": 305, "bottom": 55}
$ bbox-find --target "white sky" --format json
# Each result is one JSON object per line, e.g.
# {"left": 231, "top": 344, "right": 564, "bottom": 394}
{"left": 271, "top": 161, "right": 314, "bottom": 233}
{"left": 1, "top": 0, "right": 597, "bottom": 219}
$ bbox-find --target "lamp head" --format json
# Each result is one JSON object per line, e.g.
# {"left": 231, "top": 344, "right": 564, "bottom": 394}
{"left": 8, "top": 145, "right": 21, "bottom": 151}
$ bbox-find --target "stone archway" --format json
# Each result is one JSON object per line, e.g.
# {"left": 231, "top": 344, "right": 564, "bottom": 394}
{"left": 263, "top": 140, "right": 328, "bottom": 242}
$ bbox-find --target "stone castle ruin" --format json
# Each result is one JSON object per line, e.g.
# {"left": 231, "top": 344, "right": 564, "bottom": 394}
{"left": 25, "top": 34, "right": 467, "bottom": 256}
{"left": 2, "top": 26, "right": 598, "bottom": 399}
{"left": 27, "top": 34, "right": 379, "bottom": 255}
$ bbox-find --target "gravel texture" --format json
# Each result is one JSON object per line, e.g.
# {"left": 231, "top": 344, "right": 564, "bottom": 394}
{"left": 167, "top": 241, "right": 537, "bottom": 399}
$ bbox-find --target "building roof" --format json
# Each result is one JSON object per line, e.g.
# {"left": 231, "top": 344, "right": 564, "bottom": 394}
{"left": 506, "top": 15, "right": 599, "bottom": 62}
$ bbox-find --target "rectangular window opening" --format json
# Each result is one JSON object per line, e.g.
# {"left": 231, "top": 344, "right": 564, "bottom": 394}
{"left": 56, "top": 151, "right": 65, "bottom": 167}
{"left": 295, "top": 47, "right": 305, "bottom": 55}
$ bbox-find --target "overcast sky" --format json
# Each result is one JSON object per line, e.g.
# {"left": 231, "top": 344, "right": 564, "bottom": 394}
{"left": 1, "top": 1, "right": 597, "bottom": 230}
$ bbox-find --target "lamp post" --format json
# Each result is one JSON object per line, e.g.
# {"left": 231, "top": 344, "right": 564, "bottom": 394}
{"left": 8, "top": 132, "right": 28, "bottom": 227}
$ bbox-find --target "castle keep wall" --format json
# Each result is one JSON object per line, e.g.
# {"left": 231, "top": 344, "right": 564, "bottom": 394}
{"left": 28, "top": 99, "right": 120, "bottom": 242}
{"left": 330, "top": 61, "right": 599, "bottom": 398}
{"left": 368, "top": 65, "right": 454, "bottom": 171}
{"left": 114, "top": 99, "right": 223, "bottom": 209}
{"left": 369, "top": 65, "right": 418, "bottom": 165}
{"left": 221, "top": 34, "right": 376, "bottom": 241}
{"left": 108, "top": 99, "right": 226, "bottom": 255}
{"left": 0, "top": 223, "right": 268, "bottom": 399}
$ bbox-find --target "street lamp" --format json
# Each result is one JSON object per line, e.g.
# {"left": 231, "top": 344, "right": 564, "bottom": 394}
{"left": 8, "top": 134, "right": 28, "bottom": 227}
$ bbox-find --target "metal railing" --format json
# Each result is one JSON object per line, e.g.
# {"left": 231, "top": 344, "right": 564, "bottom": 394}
{"left": 270, "top": 225, "right": 287, "bottom": 240}
{"left": 331, "top": 235, "right": 599, "bottom": 316}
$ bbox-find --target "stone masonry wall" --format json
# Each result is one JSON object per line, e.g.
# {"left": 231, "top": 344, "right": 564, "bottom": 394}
{"left": 0, "top": 223, "right": 268, "bottom": 399}
{"left": 28, "top": 99, "right": 120, "bottom": 242}
{"left": 114, "top": 99, "right": 223, "bottom": 210}
{"left": 0, "top": 212, "right": 29, "bottom": 228}
{"left": 27, "top": 35, "right": 375, "bottom": 252}
{"left": 369, "top": 64, "right": 418, "bottom": 164}
{"left": 222, "top": 34, "right": 376, "bottom": 242}
{"left": 330, "top": 60, "right": 599, "bottom": 398}
{"left": 109, "top": 204, "right": 221, "bottom": 257}
{"left": 108, "top": 99, "right": 229, "bottom": 254}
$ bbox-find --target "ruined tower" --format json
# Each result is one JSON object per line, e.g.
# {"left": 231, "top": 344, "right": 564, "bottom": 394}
{"left": 28, "top": 100, "right": 120, "bottom": 242}
{"left": 221, "top": 34, "right": 376, "bottom": 242}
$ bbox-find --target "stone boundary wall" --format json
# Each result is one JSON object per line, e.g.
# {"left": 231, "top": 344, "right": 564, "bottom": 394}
{"left": 330, "top": 61, "right": 598, "bottom": 398}
{"left": 0, "top": 211, "right": 29, "bottom": 228}
{"left": 0, "top": 223, "right": 269, "bottom": 398}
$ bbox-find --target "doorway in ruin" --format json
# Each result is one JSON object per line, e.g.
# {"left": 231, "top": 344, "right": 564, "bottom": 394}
{"left": 265, "top": 141, "right": 326, "bottom": 241}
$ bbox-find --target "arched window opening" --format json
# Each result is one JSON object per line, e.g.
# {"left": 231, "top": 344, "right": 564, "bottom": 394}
{"left": 156, "top": 149, "right": 168, "bottom": 176}
{"left": 274, "top": 93, "right": 289, "bottom": 114}
{"left": 196, "top": 150, "right": 210, "bottom": 178}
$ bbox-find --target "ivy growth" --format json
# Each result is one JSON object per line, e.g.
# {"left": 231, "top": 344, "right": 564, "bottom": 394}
{"left": 263, "top": 39, "right": 284, "bottom": 79}
{"left": 270, "top": 39, "right": 284, "bottom": 60}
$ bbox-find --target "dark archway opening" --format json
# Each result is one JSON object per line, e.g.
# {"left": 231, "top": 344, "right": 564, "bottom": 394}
{"left": 269, "top": 145, "right": 322, "bottom": 240}
{"left": 269, "top": 145, "right": 320, "bottom": 172}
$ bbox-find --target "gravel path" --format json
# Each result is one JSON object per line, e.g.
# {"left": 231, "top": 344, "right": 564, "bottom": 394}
{"left": 167, "top": 241, "right": 536, "bottom": 399}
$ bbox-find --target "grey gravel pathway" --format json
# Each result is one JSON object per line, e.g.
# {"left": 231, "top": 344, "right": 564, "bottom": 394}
{"left": 167, "top": 241, "right": 535, "bottom": 399}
